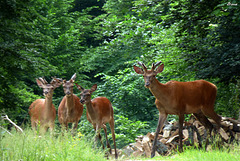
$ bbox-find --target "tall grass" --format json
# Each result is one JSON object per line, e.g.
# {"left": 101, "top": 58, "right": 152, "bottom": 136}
{"left": 0, "top": 129, "right": 107, "bottom": 161}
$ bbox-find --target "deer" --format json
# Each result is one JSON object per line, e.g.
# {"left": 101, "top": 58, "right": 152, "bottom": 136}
{"left": 133, "top": 61, "right": 221, "bottom": 158}
{"left": 29, "top": 77, "right": 62, "bottom": 133}
{"left": 75, "top": 83, "right": 118, "bottom": 159}
{"left": 58, "top": 73, "right": 84, "bottom": 132}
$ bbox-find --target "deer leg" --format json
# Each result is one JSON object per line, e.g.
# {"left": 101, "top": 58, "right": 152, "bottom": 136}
{"left": 201, "top": 108, "right": 221, "bottom": 130}
{"left": 109, "top": 119, "right": 118, "bottom": 159}
{"left": 193, "top": 111, "right": 213, "bottom": 131}
{"left": 49, "top": 123, "right": 54, "bottom": 135}
{"left": 193, "top": 111, "right": 213, "bottom": 149}
{"left": 151, "top": 113, "right": 167, "bottom": 158}
{"left": 178, "top": 114, "right": 184, "bottom": 152}
{"left": 62, "top": 122, "right": 68, "bottom": 132}
{"left": 103, "top": 124, "right": 111, "bottom": 152}
{"left": 95, "top": 126, "right": 105, "bottom": 149}
{"left": 95, "top": 125, "right": 104, "bottom": 148}
{"left": 71, "top": 121, "right": 78, "bottom": 134}
{"left": 199, "top": 109, "right": 221, "bottom": 150}
{"left": 31, "top": 121, "right": 37, "bottom": 131}
{"left": 98, "top": 133, "right": 104, "bottom": 149}
{"left": 39, "top": 124, "right": 48, "bottom": 135}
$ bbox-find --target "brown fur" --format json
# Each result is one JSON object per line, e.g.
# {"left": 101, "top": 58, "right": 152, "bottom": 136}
{"left": 76, "top": 84, "right": 118, "bottom": 159}
{"left": 58, "top": 94, "right": 83, "bottom": 129}
{"left": 29, "top": 78, "right": 61, "bottom": 133}
{"left": 134, "top": 62, "right": 221, "bottom": 158}
{"left": 58, "top": 73, "right": 83, "bottom": 130}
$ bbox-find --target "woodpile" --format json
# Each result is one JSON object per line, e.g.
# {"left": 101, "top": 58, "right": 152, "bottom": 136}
{"left": 119, "top": 115, "right": 240, "bottom": 158}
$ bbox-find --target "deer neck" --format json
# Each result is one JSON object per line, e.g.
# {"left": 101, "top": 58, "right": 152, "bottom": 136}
{"left": 149, "top": 78, "right": 169, "bottom": 103}
{"left": 44, "top": 95, "right": 53, "bottom": 114}
{"left": 66, "top": 94, "right": 75, "bottom": 110}
{"left": 85, "top": 100, "right": 96, "bottom": 120}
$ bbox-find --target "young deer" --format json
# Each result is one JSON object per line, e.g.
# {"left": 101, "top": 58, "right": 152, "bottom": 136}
{"left": 58, "top": 73, "right": 84, "bottom": 131}
{"left": 134, "top": 61, "right": 221, "bottom": 158}
{"left": 29, "top": 77, "right": 62, "bottom": 133}
{"left": 75, "top": 83, "right": 118, "bottom": 159}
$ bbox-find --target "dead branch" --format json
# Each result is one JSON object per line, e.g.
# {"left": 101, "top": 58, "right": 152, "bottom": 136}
{"left": 0, "top": 126, "right": 13, "bottom": 136}
{"left": 1, "top": 115, "right": 23, "bottom": 133}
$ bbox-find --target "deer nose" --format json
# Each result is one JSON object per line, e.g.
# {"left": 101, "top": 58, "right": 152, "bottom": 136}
{"left": 80, "top": 99, "right": 85, "bottom": 104}
{"left": 145, "top": 82, "right": 150, "bottom": 87}
{"left": 66, "top": 91, "right": 71, "bottom": 95}
{"left": 43, "top": 91, "right": 48, "bottom": 95}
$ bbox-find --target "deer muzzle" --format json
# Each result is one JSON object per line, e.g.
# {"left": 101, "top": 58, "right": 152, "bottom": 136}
{"left": 145, "top": 81, "right": 150, "bottom": 88}
{"left": 80, "top": 99, "right": 85, "bottom": 104}
{"left": 43, "top": 91, "right": 48, "bottom": 96}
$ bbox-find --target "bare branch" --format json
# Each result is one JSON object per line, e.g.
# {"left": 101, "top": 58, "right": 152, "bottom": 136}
{"left": 1, "top": 115, "right": 24, "bottom": 133}
{"left": 0, "top": 126, "right": 13, "bottom": 136}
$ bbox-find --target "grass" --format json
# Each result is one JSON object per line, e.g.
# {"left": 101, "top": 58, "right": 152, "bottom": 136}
{"left": 0, "top": 129, "right": 107, "bottom": 161}
{"left": 153, "top": 148, "right": 240, "bottom": 161}
{"left": 121, "top": 141, "right": 240, "bottom": 161}
{"left": 1, "top": 128, "right": 240, "bottom": 161}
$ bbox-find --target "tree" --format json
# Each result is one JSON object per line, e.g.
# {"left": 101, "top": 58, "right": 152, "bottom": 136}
{"left": 164, "top": 0, "right": 240, "bottom": 83}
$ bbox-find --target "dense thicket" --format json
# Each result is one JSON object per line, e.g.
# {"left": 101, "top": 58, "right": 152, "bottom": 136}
{"left": 1, "top": 0, "right": 239, "bottom": 148}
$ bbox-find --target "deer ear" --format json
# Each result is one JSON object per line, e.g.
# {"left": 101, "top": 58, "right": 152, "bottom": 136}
{"left": 133, "top": 65, "right": 144, "bottom": 74}
{"left": 90, "top": 84, "right": 97, "bottom": 93}
{"left": 71, "top": 73, "right": 76, "bottom": 82}
{"left": 36, "top": 79, "right": 44, "bottom": 88}
{"left": 75, "top": 83, "right": 84, "bottom": 91}
{"left": 54, "top": 79, "right": 62, "bottom": 88}
{"left": 155, "top": 63, "right": 164, "bottom": 73}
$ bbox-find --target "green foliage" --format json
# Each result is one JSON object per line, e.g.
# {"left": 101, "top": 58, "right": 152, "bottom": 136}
{"left": 164, "top": 0, "right": 240, "bottom": 83}
{"left": 113, "top": 114, "right": 149, "bottom": 148}
{"left": 215, "top": 81, "right": 240, "bottom": 119}
{"left": 96, "top": 69, "right": 157, "bottom": 122}
{"left": 1, "top": 0, "right": 239, "bottom": 151}
{"left": 0, "top": 129, "right": 106, "bottom": 161}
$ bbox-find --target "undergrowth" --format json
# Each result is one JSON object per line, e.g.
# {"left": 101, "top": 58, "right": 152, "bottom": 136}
{"left": 0, "top": 128, "right": 107, "bottom": 161}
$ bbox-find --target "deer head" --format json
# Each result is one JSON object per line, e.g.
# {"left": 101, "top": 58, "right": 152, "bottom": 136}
{"left": 36, "top": 77, "right": 62, "bottom": 98}
{"left": 62, "top": 73, "right": 77, "bottom": 97}
{"left": 75, "top": 84, "right": 97, "bottom": 104}
{"left": 133, "top": 61, "right": 164, "bottom": 88}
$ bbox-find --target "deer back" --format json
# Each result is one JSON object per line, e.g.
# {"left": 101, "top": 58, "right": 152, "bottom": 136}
{"left": 86, "top": 97, "right": 113, "bottom": 124}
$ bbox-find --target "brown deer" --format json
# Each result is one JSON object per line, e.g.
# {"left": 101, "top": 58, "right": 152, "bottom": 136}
{"left": 75, "top": 83, "right": 118, "bottom": 159}
{"left": 29, "top": 77, "right": 62, "bottom": 133}
{"left": 133, "top": 61, "right": 221, "bottom": 158}
{"left": 58, "top": 73, "right": 84, "bottom": 131}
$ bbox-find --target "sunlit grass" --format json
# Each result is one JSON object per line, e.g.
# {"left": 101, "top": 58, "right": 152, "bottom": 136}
{"left": 161, "top": 147, "right": 240, "bottom": 161}
{"left": 1, "top": 127, "right": 239, "bottom": 161}
{"left": 0, "top": 129, "right": 107, "bottom": 161}
{"left": 121, "top": 142, "right": 240, "bottom": 161}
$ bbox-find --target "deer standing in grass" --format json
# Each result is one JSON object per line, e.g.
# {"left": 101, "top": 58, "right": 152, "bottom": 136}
{"left": 29, "top": 77, "right": 62, "bottom": 133}
{"left": 134, "top": 61, "right": 221, "bottom": 158}
{"left": 75, "top": 83, "right": 118, "bottom": 159}
{"left": 58, "top": 73, "right": 84, "bottom": 131}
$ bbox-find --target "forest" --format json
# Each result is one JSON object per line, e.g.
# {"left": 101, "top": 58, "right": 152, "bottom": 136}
{"left": 0, "top": 0, "right": 239, "bottom": 149}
